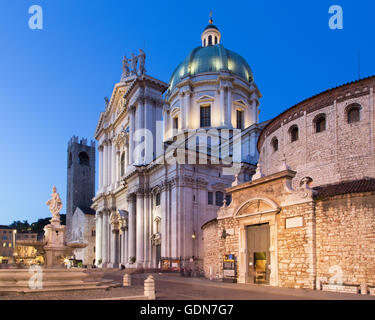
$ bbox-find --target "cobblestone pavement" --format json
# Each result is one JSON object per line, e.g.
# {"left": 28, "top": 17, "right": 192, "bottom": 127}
{"left": 105, "top": 271, "right": 375, "bottom": 300}
{"left": 2, "top": 270, "right": 375, "bottom": 300}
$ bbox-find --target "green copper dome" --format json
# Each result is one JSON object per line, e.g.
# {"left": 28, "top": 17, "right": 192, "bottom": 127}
{"left": 168, "top": 44, "right": 253, "bottom": 92}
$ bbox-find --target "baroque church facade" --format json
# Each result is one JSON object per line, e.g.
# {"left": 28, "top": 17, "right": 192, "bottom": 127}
{"left": 92, "top": 19, "right": 264, "bottom": 271}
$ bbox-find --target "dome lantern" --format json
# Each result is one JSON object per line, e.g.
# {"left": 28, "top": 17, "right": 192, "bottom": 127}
{"left": 201, "top": 12, "right": 221, "bottom": 47}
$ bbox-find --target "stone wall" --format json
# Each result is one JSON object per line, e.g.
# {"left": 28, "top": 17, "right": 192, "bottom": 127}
{"left": 277, "top": 202, "right": 315, "bottom": 289}
{"left": 315, "top": 192, "right": 375, "bottom": 286}
{"left": 258, "top": 77, "right": 375, "bottom": 189}
{"left": 202, "top": 218, "right": 241, "bottom": 280}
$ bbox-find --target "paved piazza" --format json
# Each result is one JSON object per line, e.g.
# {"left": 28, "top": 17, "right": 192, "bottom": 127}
{"left": 1, "top": 271, "right": 375, "bottom": 300}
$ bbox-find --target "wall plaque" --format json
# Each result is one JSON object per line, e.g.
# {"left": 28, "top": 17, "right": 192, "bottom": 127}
{"left": 285, "top": 216, "right": 303, "bottom": 229}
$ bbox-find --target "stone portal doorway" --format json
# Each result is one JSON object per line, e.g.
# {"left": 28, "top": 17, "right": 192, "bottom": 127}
{"left": 246, "top": 223, "right": 270, "bottom": 285}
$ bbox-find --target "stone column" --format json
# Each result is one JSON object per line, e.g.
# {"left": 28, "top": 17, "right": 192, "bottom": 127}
{"left": 103, "top": 142, "right": 108, "bottom": 188}
{"left": 227, "top": 87, "right": 232, "bottom": 127}
{"left": 98, "top": 145, "right": 103, "bottom": 191}
{"left": 95, "top": 212, "right": 103, "bottom": 266}
{"left": 112, "top": 229, "right": 120, "bottom": 266}
{"left": 107, "top": 141, "right": 112, "bottom": 187}
{"left": 144, "top": 192, "right": 151, "bottom": 268}
{"left": 125, "top": 143, "right": 129, "bottom": 173}
{"left": 185, "top": 91, "right": 191, "bottom": 129}
{"left": 220, "top": 87, "right": 225, "bottom": 126}
{"left": 102, "top": 210, "right": 109, "bottom": 266}
{"left": 136, "top": 190, "right": 145, "bottom": 267}
{"left": 161, "top": 184, "right": 167, "bottom": 258}
{"left": 252, "top": 99, "right": 258, "bottom": 124}
{"left": 116, "top": 151, "right": 120, "bottom": 182}
{"left": 129, "top": 107, "right": 135, "bottom": 165}
{"left": 136, "top": 99, "right": 145, "bottom": 165}
{"left": 165, "top": 110, "right": 171, "bottom": 139}
{"left": 127, "top": 194, "right": 136, "bottom": 266}
{"left": 111, "top": 143, "right": 116, "bottom": 188}
{"left": 250, "top": 131, "right": 257, "bottom": 158}
{"left": 180, "top": 93, "right": 185, "bottom": 130}
{"left": 123, "top": 226, "right": 129, "bottom": 265}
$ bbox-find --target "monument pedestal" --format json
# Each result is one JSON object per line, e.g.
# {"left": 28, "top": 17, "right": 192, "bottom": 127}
{"left": 43, "top": 216, "right": 73, "bottom": 268}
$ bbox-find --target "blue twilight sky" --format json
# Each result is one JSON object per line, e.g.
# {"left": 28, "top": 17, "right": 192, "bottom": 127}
{"left": 0, "top": 0, "right": 374, "bottom": 225}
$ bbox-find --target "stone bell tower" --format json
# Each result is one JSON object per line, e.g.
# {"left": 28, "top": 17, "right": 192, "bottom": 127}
{"left": 66, "top": 136, "right": 96, "bottom": 241}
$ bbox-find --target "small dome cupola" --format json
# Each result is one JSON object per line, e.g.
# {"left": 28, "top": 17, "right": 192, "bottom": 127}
{"left": 201, "top": 12, "right": 221, "bottom": 47}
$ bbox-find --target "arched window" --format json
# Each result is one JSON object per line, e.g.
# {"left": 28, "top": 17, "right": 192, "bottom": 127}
{"left": 155, "top": 193, "right": 161, "bottom": 206}
{"left": 78, "top": 152, "right": 89, "bottom": 166}
{"left": 215, "top": 191, "right": 224, "bottom": 206}
{"left": 68, "top": 153, "right": 73, "bottom": 168}
{"left": 347, "top": 104, "right": 361, "bottom": 124}
{"left": 120, "top": 152, "right": 125, "bottom": 177}
{"left": 314, "top": 114, "right": 326, "bottom": 133}
{"left": 203, "top": 39, "right": 206, "bottom": 47}
{"left": 208, "top": 35, "right": 212, "bottom": 46}
{"left": 289, "top": 125, "right": 299, "bottom": 143}
{"left": 215, "top": 36, "right": 218, "bottom": 44}
{"left": 271, "top": 137, "right": 278, "bottom": 152}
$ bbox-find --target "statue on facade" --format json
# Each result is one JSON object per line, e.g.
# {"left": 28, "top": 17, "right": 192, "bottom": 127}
{"left": 104, "top": 96, "right": 109, "bottom": 107}
{"left": 122, "top": 55, "right": 131, "bottom": 78}
{"left": 138, "top": 49, "right": 146, "bottom": 75}
{"left": 130, "top": 53, "right": 138, "bottom": 75}
{"left": 46, "top": 186, "right": 63, "bottom": 221}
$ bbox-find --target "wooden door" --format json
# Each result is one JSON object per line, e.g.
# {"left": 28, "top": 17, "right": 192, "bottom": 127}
{"left": 246, "top": 224, "right": 270, "bottom": 284}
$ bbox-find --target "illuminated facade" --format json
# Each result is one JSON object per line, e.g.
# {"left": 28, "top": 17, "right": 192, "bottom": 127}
{"left": 0, "top": 226, "right": 16, "bottom": 265}
{"left": 92, "top": 18, "right": 263, "bottom": 272}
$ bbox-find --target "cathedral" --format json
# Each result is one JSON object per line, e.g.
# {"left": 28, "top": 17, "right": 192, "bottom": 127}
{"left": 87, "top": 16, "right": 375, "bottom": 292}
{"left": 91, "top": 18, "right": 264, "bottom": 271}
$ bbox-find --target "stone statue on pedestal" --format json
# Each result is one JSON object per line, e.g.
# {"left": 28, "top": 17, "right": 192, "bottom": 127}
{"left": 46, "top": 186, "right": 63, "bottom": 222}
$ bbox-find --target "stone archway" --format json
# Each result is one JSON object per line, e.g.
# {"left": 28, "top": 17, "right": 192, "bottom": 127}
{"left": 234, "top": 198, "right": 280, "bottom": 286}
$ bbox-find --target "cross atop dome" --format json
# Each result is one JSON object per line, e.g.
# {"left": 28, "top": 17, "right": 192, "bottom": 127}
{"left": 201, "top": 12, "right": 221, "bottom": 47}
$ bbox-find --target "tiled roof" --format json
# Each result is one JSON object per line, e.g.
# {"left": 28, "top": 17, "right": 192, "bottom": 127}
{"left": 314, "top": 178, "right": 375, "bottom": 198}
{"left": 78, "top": 207, "right": 96, "bottom": 215}
{"left": 0, "top": 225, "right": 14, "bottom": 230}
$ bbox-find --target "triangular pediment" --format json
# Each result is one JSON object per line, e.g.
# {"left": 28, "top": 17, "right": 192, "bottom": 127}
{"left": 234, "top": 99, "right": 247, "bottom": 107}
{"left": 196, "top": 95, "right": 215, "bottom": 103}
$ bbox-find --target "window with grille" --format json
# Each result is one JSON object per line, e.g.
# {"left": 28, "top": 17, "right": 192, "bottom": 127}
{"left": 290, "top": 126, "right": 299, "bottom": 142}
{"left": 208, "top": 192, "right": 213, "bottom": 205}
{"left": 236, "top": 110, "right": 244, "bottom": 129}
{"left": 347, "top": 106, "right": 360, "bottom": 124}
{"left": 215, "top": 191, "right": 224, "bottom": 206}
{"left": 173, "top": 117, "right": 179, "bottom": 130}
{"left": 200, "top": 105, "right": 211, "bottom": 127}
{"left": 156, "top": 193, "right": 161, "bottom": 206}
{"left": 315, "top": 115, "right": 326, "bottom": 133}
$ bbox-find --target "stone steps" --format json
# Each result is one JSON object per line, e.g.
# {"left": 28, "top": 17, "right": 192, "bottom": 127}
{"left": 0, "top": 269, "right": 118, "bottom": 295}
{"left": 0, "top": 284, "right": 113, "bottom": 294}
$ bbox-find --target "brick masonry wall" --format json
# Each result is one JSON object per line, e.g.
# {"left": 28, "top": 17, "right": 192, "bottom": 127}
{"left": 316, "top": 192, "right": 375, "bottom": 286}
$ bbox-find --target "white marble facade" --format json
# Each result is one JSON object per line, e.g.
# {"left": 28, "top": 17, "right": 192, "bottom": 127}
{"left": 92, "top": 21, "right": 264, "bottom": 271}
